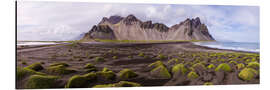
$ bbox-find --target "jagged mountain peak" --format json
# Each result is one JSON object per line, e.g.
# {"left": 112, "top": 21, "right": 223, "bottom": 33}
{"left": 82, "top": 15, "right": 214, "bottom": 41}
{"left": 99, "top": 15, "right": 124, "bottom": 24}
{"left": 123, "top": 14, "right": 140, "bottom": 25}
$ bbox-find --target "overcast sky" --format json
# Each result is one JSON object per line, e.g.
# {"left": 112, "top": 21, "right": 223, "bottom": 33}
{"left": 17, "top": 1, "right": 259, "bottom": 42}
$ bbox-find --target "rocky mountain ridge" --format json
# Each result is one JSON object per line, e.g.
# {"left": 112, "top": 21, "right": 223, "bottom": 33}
{"left": 82, "top": 14, "right": 214, "bottom": 41}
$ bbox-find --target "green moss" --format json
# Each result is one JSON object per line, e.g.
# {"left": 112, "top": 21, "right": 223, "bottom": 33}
{"left": 115, "top": 81, "right": 141, "bottom": 87}
{"left": 157, "top": 54, "right": 167, "bottom": 60}
{"left": 229, "top": 61, "right": 238, "bottom": 65}
{"left": 25, "top": 63, "right": 44, "bottom": 71}
{"left": 83, "top": 72, "right": 97, "bottom": 79}
{"left": 204, "top": 82, "right": 213, "bottom": 85}
{"left": 245, "top": 59, "right": 251, "bottom": 62}
{"left": 150, "top": 65, "right": 171, "bottom": 79}
{"left": 138, "top": 52, "right": 145, "bottom": 57}
{"left": 167, "top": 58, "right": 179, "bottom": 64}
{"left": 97, "top": 71, "right": 116, "bottom": 80}
{"left": 207, "top": 64, "right": 216, "bottom": 69}
{"left": 84, "top": 63, "right": 95, "bottom": 69}
{"left": 50, "top": 62, "right": 69, "bottom": 67}
{"left": 47, "top": 65, "right": 76, "bottom": 75}
{"left": 238, "top": 68, "right": 258, "bottom": 81}
{"left": 93, "top": 81, "right": 141, "bottom": 88}
{"left": 171, "top": 63, "right": 187, "bottom": 75}
{"left": 247, "top": 62, "right": 259, "bottom": 69}
{"left": 215, "top": 63, "right": 231, "bottom": 72}
{"left": 237, "top": 63, "right": 245, "bottom": 70}
{"left": 119, "top": 69, "right": 138, "bottom": 79}
{"left": 95, "top": 57, "right": 105, "bottom": 62}
{"left": 187, "top": 71, "right": 199, "bottom": 80}
{"left": 16, "top": 67, "right": 45, "bottom": 80}
{"left": 148, "top": 60, "right": 164, "bottom": 67}
{"left": 65, "top": 72, "right": 97, "bottom": 88}
{"left": 93, "top": 84, "right": 115, "bottom": 88}
{"left": 25, "top": 75, "right": 59, "bottom": 89}
{"left": 102, "top": 67, "right": 111, "bottom": 72}
{"left": 113, "top": 56, "right": 118, "bottom": 59}
{"left": 192, "top": 63, "right": 206, "bottom": 70}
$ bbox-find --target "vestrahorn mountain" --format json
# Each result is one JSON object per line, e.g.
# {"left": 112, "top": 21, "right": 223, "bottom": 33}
{"left": 81, "top": 14, "right": 214, "bottom": 41}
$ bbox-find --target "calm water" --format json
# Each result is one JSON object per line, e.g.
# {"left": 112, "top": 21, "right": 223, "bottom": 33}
{"left": 193, "top": 41, "right": 260, "bottom": 53}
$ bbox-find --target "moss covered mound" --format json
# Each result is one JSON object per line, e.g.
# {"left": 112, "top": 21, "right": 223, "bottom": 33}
{"left": 50, "top": 62, "right": 69, "bottom": 67}
{"left": 16, "top": 67, "right": 45, "bottom": 80}
{"left": 238, "top": 68, "right": 258, "bottom": 81}
{"left": 192, "top": 63, "right": 206, "bottom": 70}
{"left": 25, "top": 75, "right": 59, "bottom": 89}
{"left": 148, "top": 60, "right": 165, "bottom": 68}
{"left": 207, "top": 64, "right": 216, "bottom": 69}
{"left": 97, "top": 71, "right": 116, "bottom": 80}
{"left": 84, "top": 63, "right": 95, "bottom": 69}
{"left": 247, "top": 62, "right": 259, "bottom": 69}
{"left": 47, "top": 65, "right": 76, "bottom": 75}
{"left": 187, "top": 71, "right": 199, "bottom": 80}
{"left": 93, "top": 81, "right": 141, "bottom": 88}
{"left": 150, "top": 65, "right": 171, "bottom": 79}
{"left": 119, "top": 69, "right": 138, "bottom": 79}
{"left": 25, "top": 63, "right": 44, "bottom": 71}
{"left": 215, "top": 63, "right": 231, "bottom": 72}
{"left": 237, "top": 63, "right": 245, "bottom": 70}
{"left": 95, "top": 57, "right": 105, "bottom": 62}
{"left": 171, "top": 63, "right": 187, "bottom": 75}
{"left": 65, "top": 72, "right": 97, "bottom": 88}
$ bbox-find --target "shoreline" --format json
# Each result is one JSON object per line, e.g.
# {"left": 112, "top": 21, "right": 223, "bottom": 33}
{"left": 16, "top": 41, "right": 259, "bottom": 54}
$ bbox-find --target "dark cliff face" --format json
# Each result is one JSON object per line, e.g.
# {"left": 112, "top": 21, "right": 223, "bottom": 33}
{"left": 82, "top": 14, "right": 215, "bottom": 41}
{"left": 140, "top": 21, "right": 169, "bottom": 32}
{"left": 82, "top": 25, "right": 116, "bottom": 40}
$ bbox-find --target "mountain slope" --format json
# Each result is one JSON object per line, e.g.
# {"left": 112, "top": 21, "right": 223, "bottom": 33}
{"left": 81, "top": 14, "right": 215, "bottom": 41}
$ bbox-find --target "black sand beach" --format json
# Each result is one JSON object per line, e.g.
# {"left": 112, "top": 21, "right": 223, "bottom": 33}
{"left": 16, "top": 41, "right": 260, "bottom": 88}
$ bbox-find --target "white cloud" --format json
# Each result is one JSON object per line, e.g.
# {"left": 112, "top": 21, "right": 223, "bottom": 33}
{"left": 17, "top": 1, "right": 259, "bottom": 42}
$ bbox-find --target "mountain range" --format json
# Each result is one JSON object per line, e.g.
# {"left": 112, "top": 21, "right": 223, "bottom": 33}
{"left": 81, "top": 14, "right": 214, "bottom": 41}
